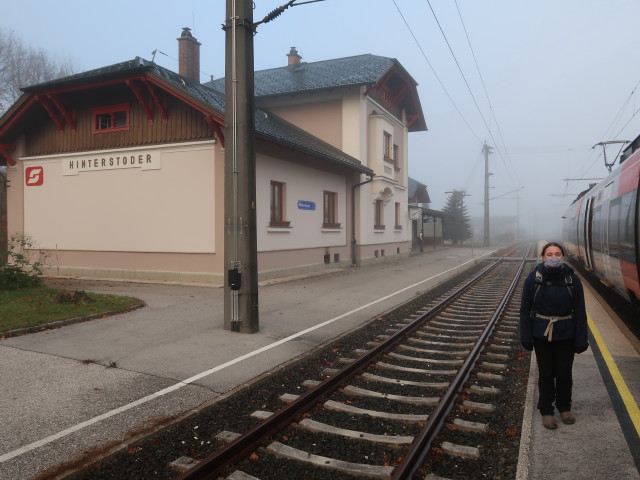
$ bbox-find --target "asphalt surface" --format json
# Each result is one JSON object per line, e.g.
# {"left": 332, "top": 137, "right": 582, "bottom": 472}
{"left": 1, "top": 244, "right": 639, "bottom": 480}
{"left": 0, "top": 246, "right": 494, "bottom": 479}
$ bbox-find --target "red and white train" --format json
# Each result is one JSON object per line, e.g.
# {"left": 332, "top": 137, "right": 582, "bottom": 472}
{"left": 562, "top": 135, "right": 640, "bottom": 306}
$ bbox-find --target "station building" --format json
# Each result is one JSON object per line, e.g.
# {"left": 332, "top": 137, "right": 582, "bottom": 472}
{"left": 0, "top": 29, "right": 427, "bottom": 285}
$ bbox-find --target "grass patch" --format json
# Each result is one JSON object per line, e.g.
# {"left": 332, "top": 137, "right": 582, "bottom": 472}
{"left": 0, "top": 287, "right": 143, "bottom": 334}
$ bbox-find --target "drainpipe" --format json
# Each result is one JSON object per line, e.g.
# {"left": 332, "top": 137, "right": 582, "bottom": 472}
{"left": 351, "top": 173, "right": 375, "bottom": 266}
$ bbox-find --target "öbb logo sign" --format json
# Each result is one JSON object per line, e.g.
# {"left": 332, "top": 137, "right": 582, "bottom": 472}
{"left": 25, "top": 167, "right": 44, "bottom": 186}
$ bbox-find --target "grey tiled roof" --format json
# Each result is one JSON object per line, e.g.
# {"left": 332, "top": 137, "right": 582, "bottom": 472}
{"left": 206, "top": 54, "right": 405, "bottom": 97}
{"left": 255, "top": 109, "right": 371, "bottom": 173}
{"left": 16, "top": 57, "right": 368, "bottom": 172}
{"left": 22, "top": 57, "right": 226, "bottom": 112}
{"left": 22, "top": 58, "right": 152, "bottom": 90}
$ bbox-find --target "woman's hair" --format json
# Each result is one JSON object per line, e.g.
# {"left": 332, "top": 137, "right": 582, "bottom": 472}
{"left": 541, "top": 242, "right": 565, "bottom": 256}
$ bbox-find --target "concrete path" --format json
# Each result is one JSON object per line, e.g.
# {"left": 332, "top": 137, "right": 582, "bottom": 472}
{"left": 0, "top": 246, "right": 494, "bottom": 480}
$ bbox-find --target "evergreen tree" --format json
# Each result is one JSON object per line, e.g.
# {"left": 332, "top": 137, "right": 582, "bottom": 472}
{"left": 442, "top": 190, "right": 472, "bottom": 244}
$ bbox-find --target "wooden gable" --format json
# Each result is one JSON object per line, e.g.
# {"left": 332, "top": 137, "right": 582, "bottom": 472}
{"left": 365, "top": 63, "right": 427, "bottom": 132}
{"left": 0, "top": 70, "right": 225, "bottom": 165}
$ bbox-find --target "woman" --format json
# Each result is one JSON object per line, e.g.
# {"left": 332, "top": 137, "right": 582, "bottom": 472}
{"left": 520, "top": 242, "right": 589, "bottom": 429}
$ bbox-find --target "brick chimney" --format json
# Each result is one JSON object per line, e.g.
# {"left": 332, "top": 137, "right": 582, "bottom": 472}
{"left": 177, "top": 27, "right": 201, "bottom": 82}
{"left": 287, "top": 47, "right": 302, "bottom": 66}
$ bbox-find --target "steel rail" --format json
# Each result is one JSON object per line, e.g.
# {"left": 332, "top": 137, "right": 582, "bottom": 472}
{"left": 391, "top": 250, "right": 530, "bottom": 479}
{"left": 177, "top": 248, "right": 522, "bottom": 480}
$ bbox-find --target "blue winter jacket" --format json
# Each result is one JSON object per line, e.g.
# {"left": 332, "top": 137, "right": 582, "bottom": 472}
{"left": 519, "top": 263, "right": 588, "bottom": 353}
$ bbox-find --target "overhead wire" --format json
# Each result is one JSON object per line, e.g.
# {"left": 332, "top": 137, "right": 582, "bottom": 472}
{"left": 577, "top": 77, "right": 640, "bottom": 179}
{"left": 423, "top": 0, "right": 517, "bottom": 187}
{"left": 454, "top": 0, "right": 522, "bottom": 187}
{"left": 391, "top": 0, "right": 483, "bottom": 144}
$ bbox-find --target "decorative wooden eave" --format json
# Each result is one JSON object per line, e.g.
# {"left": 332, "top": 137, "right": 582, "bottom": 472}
{"left": 205, "top": 116, "right": 225, "bottom": 148}
{"left": 36, "top": 94, "right": 66, "bottom": 134}
{"left": 125, "top": 78, "right": 156, "bottom": 125}
{"left": 0, "top": 143, "right": 16, "bottom": 166}
{"left": 143, "top": 74, "right": 225, "bottom": 145}
{"left": 141, "top": 77, "right": 168, "bottom": 123}
{"left": 0, "top": 95, "right": 38, "bottom": 140}
{"left": 1, "top": 76, "right": 143, "bottom": 139}
{"left": 363, "top": 63, "right": 427, "bottom": 132}
{"left": 392, "top": 84, "right": 411, "bottom": 105}
{"left": 406, "top": 114, "right": 420, "bottom": 129}
{"left": 0, "top": 71, "right": 225, "bottom": 146}
{"left": 47, "top": 94, "right": 77, "bottom": 133}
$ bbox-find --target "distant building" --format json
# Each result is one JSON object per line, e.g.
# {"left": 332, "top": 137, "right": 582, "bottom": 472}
{"left": 408, "top": 177, "right": 442, "bottom": 251}
{"left": 0, "top": 32, "right": 426, "bottom": 284}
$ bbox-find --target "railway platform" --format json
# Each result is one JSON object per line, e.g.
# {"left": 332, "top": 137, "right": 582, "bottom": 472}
{"left": 0, "top": 244, "right": 639, "bottom": 479}
{"left": 517, "top": 276, "right": 640, "bottom": 479}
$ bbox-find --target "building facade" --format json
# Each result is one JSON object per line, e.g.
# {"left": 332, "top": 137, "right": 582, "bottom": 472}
{"left": 0, "top": 32, "right": 426, "bottom": 285}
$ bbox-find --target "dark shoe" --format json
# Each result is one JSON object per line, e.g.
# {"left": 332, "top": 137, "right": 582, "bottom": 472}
{"left": 560, "top": 411, "right": 575, "bottom": 424}
{"left": 542, "top": 415, "right": 557, "bottom": 429}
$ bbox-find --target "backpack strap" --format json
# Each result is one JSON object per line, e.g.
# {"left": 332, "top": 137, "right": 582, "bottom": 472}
{"left": 533, "top": 270, "right": 543, "bottom": 303}
{"left": 565, "top": 274, "right": 573, "bottom": 298}
{"left": 533, "top": 270, "right": 573, "bottom": 301}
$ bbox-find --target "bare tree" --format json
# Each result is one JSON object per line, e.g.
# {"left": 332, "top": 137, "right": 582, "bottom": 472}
{"left": 0, "top": 28, "right": 75, "bottom": 115}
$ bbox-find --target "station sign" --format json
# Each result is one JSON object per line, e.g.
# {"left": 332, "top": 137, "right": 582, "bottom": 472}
{"left": 297, "top": 200, "right": 316, "bottom": 211}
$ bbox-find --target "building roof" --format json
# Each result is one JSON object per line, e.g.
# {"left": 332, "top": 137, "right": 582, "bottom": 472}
{"left": 255, "top": 109, "right": 372, "bottom": 173}
{"left": 208, "top": 54, "right": 394, "bottom": 95}
{"left": 21, "top": 57, "right": 227, "bottom": 112}
{"left": 0, "top": 57, "right": 372, "bottom": 173}
{"left": 408, "top": 177, "right": 431, "bottom": 204}
{"left": 206, "top": 53, "right": 427, "bottom": 132}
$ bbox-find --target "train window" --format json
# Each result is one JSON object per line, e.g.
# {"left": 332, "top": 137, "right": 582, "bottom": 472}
{"left": 609, "top": 197, "right": 621, "bottom": 258}
{"left": 591, "top": 205, "right": 602, "bottom": 253}
{"left": 620, "top": 190, "right": 637, "bottom": 264}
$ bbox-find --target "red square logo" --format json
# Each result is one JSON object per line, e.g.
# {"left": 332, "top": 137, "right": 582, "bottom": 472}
{"left": 25, "top": 167, "right": 44, "bottom": 186}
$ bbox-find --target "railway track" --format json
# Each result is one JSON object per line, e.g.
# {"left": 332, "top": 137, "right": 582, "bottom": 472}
{"left": 172, "top": 244, "right": 533, "bottom": 480}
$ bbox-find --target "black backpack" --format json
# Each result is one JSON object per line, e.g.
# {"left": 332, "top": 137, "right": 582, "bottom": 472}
{"left": 533, "top": 269, "right": 573, "bottom": 303}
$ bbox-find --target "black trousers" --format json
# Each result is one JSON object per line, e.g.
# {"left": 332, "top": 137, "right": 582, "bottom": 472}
{"left": 533, "top": 338, "right": 575, "bottom": 415}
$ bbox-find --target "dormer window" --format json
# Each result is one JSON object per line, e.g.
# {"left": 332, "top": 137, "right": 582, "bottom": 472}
{"left": 92, "top": 104, "right": 130, "bottom": 134}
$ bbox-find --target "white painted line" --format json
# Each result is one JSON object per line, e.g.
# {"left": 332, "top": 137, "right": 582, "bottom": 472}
{"left": 0, "top": 251, "right": 492, "bottom": 463}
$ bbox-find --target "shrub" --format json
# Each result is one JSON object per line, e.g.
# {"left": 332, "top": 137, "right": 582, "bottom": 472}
{"left": 0, "top": 234, "right": 49, "bottom": 289}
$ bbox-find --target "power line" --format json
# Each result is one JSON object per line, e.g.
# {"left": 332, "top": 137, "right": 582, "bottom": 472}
{"left": 391, "top": 0, "right": 482, "bottom": 143}
{"left": 578, "top": 77, "right": 640, "bottom": 179}
{"left": 606, "top": 78, "right": 640, "bottom": 140}
{"left": 424, "top": 0, "right": 518, "bottom": 187}
{"left": 454, "top": 0, "right": 521, "bottom": 187}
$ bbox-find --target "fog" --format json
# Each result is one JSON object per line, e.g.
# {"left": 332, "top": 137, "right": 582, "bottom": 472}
{"left": 3, "top": 0, "right": 639, "bottom": 246}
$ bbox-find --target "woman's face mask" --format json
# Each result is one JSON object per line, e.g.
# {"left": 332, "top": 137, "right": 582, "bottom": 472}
{"left": 544, "top": 256, "right": 564, "bottom": 268}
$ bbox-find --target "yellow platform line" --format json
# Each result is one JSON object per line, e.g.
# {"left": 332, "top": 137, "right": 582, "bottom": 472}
{"left": 588, "top": 312, "right": 640, "bottom": 436}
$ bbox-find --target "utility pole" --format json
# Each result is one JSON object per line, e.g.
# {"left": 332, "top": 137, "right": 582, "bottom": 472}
{"left": 223, "top": 0, "right": 259, "bottom": 333}
{"left": 482, "top": 143, "right": 493, "bottom": 246}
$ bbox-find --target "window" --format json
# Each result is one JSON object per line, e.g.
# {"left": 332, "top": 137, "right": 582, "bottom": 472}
{"left": 383, "top": 132, "right": 392, "bottom": 162}
{"left": 323, "top": 191, "right": 340, "bottom": 228}
{"left": 270, "top": 181, "right": 290, "bottom": 227}
{"left": 395, "top": 202, "right": 402, "bottom": 229}
{"left": 92, "top": 104, "right": 130, "bottom": 134}
{"left": 393, "top": 144, "right": 400, "bottom": 170}
{"left": 374, "top": 199, "right": 385, "bottom": 230}
{"left": 379, "top": 85, "right": 391, "bottom": 104}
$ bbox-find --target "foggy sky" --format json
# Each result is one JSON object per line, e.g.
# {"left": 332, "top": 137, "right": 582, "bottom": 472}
{"left": 4, "top": 0, "right": 640, "bottom": 241}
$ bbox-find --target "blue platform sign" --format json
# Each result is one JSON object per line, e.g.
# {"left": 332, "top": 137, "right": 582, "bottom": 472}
{"left": 298, "top": 200, "right": 316, "bottom": 211}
